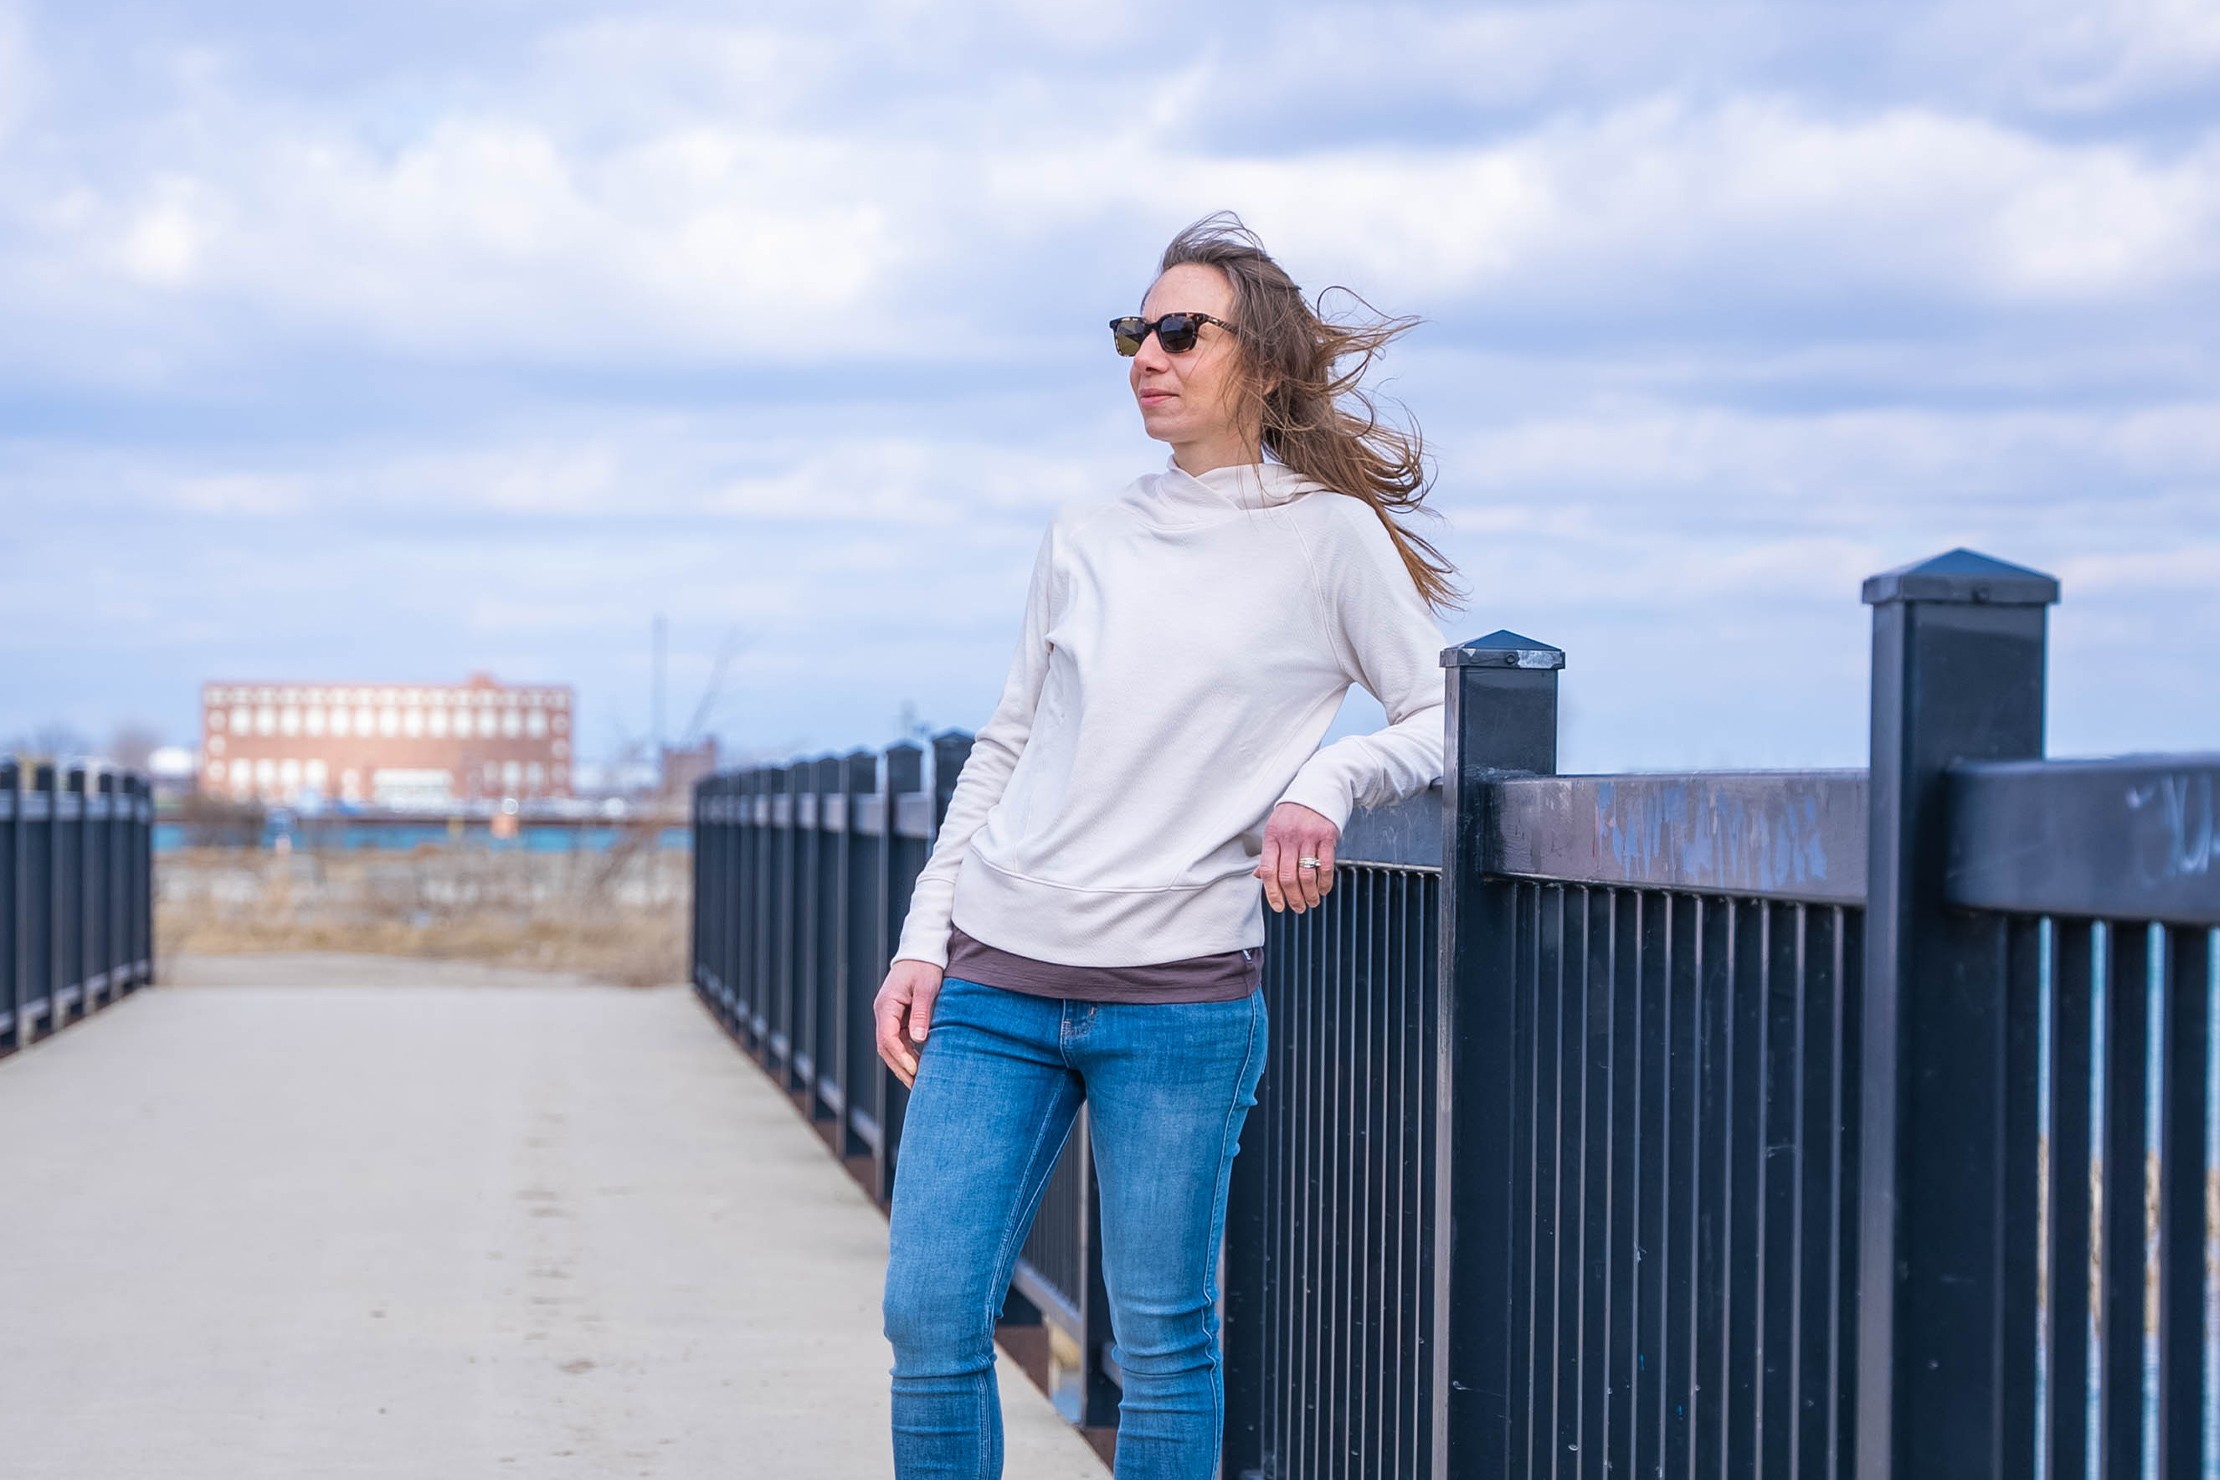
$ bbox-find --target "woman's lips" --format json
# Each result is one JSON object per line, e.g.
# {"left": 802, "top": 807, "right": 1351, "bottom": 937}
{"left": 1138, "top": 390, "right": 1176, "bottom": 406}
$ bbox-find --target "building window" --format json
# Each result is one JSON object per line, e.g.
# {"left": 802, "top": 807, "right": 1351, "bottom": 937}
{"left": 526, "top": 709, "right": 547, "bottom": 738}
{"left": 255, "top": 706, "right": 275, "bottom": 735}
{"left": 232, "top": 772, "right": 252, "bottom": 800}
{"left": 341, "top": 768, "right": 361, "bottom": 801}
{"left": 379, "top": 706, "right": 400, "bottom": 737}
{"left": 454, "top": 709, "right": 474, "bottom": 738}
{"left": 280, "top": 706, "right": 301, "bottom": 736}
{"left": 552, "top": 739, "right": 567, "bottom": 759}
{"left": 208, "top": 735, "right": 226, "bottom": 755}
{"left": 525, "top": 762, "right": 545, "bottom": 789}
{"left": 306, "top": 758, "right": 328, "bottom": 787}
{"left": 429, "top": 708, "right": 449, "bottom": 738}
{"left": 207, "top": 760, "right": 225, "bottom": 781}
{"left": 356, "top": 706, "right": 375, "bottom": 735}
{"left": 255, "top": 759, "right": 276, "bottom": 785}
{"left": 403, "top": 707, "right": 424, "bottom": 737}
{"left": 208, "top": 709, "right": 226, "bottom": 732}
{"left": 331, "top": 707, "right": 351, "bottom": 737}
{"left": 554, "top": 714, "right": 568, "bottom": 734}
{"left": 501, "top": 709, "right": 521, "bottom": 738}
{"left": 502, "top": 760, "right": 522, "bottom": 791}
{"left": 279, "top": 758, "right": 302, "bottom": 789}
{"left": 305, "top": 706, "right": 325, "bottom": 736}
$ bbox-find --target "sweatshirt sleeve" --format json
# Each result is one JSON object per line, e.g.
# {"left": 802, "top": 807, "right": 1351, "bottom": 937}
{"left": 890, "top": 520, "right": 1060, "bottom": 970}
{"left": 1275, "top": 501, "right": 1448, "bottom": 835}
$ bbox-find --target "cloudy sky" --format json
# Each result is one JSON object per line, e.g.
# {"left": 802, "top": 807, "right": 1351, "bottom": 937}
{"left": 2, "top": 0, "right": 2214, "bottom": 775}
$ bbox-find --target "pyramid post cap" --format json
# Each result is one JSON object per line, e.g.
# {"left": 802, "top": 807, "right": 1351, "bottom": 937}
{"left": 1442, "top": 629, "right": 1566, "bottom": 670}
{"left": 1862, "top": 548, "right": 2060, "bottom": 607}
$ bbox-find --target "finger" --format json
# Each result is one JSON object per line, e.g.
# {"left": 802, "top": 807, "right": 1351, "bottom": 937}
{"left": 876, "top": 989, "right": 916, "bottom": 1079}
{"left": 1314, "top": 833, "right": 1339, "bottom": 897}
{"left": 1277, "top": 844, "right": 1308, "bottom": 913}
{"left": 907, "top": 980, "right": 938, "bottom": 1043}
{"left": 1257, "top": 832, "right": 1285, "bottom": 912}
{"left": 1297, "top": 841, "right": 1325, "bottom": 909}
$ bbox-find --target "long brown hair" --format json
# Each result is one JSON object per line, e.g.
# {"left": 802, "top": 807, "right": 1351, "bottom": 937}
{"left": 1157, "top": 212, "right": 1465, "bottom": 614}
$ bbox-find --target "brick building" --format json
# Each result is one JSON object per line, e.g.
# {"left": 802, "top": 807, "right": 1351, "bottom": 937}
{"left": 199, "top": 672, "right": 574, "bottom": 807}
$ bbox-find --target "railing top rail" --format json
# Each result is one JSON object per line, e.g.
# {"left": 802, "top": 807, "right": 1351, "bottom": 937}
{"left": 1338, "top": 788, "right": 1443, "bottom": 871}
{"left": 1486, "top": 768, "right": 1869, "bottom": 904}
{"left": 1947, "top": 753, "right": 2220, "bottom": 926}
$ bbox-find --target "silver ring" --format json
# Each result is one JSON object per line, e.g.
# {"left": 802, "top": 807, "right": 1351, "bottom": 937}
{"left": 1298, "top": 856, "right": 1322, "bottom": 869}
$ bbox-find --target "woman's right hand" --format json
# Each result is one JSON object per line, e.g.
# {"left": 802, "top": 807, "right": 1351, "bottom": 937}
{"left": 875, "top": 959, "right": 944, "bottom": 1088}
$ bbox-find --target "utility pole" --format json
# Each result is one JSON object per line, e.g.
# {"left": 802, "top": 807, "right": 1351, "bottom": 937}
{"left": 652, "top": 614, "right": 668, "bottom": 755}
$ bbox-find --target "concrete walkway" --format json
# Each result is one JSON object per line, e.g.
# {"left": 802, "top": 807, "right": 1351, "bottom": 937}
{"left": 0, "top": 959, "right": 1106, "bottom": 1479}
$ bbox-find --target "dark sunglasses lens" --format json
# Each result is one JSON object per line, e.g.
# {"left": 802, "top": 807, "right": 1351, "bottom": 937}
{"left": 1109, "top": 317, "right": 1146, "bottom": 356}
{"left": 1157, "top": 314, "right": 1201, "bottom": 353}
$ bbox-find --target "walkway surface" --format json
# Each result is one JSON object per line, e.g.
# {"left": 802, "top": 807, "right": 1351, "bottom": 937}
{"left": 0, "top": 956, "right": 1107, "bottom": 1479}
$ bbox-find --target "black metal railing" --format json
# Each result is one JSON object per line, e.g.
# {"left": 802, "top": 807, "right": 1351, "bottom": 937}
{"left": 3, "top": 759, "right": 156, "bottom": 1052}
{"left": 1225, "top": 797, "right": 1442, "bottom": 1478}
{"left": 690, "top": 547, "right": 2220, "bottom": 1478}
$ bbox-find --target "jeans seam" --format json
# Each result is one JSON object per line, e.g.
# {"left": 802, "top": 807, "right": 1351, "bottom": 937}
{"left": 983, "top": 1072, "right": 1078, "bottom": 1340}
{"left": 1198, "top": 988, "right": 1265, "bottom": 1449}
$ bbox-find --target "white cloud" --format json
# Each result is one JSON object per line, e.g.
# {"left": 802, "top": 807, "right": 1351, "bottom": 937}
{"left": 1979, "top": 0, "right": 2220, "bottom": 114}
{"left": 5, "top": 14, "right": 2214, "bottom": 376}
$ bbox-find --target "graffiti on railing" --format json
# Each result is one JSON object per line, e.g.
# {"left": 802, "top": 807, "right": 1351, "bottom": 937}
{"left": 2127, "top": 771, "right": 2216, "bottom": 883}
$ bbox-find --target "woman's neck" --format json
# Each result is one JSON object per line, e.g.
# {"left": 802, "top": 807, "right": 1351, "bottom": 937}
{"left": 1170, "top": 430, "right": 1263, "bottom": 477}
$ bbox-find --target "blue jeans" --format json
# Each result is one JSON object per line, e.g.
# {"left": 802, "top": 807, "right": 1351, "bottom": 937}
{"left": 882, "top": 976, "right": 1268, "bottom": 1479}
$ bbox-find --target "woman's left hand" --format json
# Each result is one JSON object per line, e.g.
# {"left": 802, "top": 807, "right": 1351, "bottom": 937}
{"left": 1255, "top": 801, "right": 1338, "bottom": 913}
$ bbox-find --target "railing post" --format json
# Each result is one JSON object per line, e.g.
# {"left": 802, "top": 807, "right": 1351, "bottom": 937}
{"left": 810, "top": 753, "right": 842, "bottom": 1126}
{"left": 746, "top": 767, "right": 768, "bottom": 1051}
{"left": 58, "top": 764, "right": 85, "bottom": 1027}
{"left": 1435, "top": 629, "right": 1562, "bottom": 1479}
{"left": 138, "top": 774, "right": 154, "bottom": 989}
{"left": 691, "top": 773, "right": 709, "bottom": 998}
{"left": 715, "top": 772, "right": 735, "bottom": 1026}
{"left": 107, "top": 770, "right": 128, "bottom": 1002}
{"left": 775, "top": 761, "right": 801, "bottom": 1087}
{"left": 92, "top": 769, "right": 113, "bottom": 1007}
{"left": 29, "top": 762, "right": 54, "bottom": 1037}
{"left": 838, "top": 748, "right": 877, "bottom": 1161}
{"left": 929, "top": 730, "right": 973, "bottom": 836}
{"left": 875, "top": 740, "right": 924, "bottom": 1207}
{"left": 1856, "top": 549, "right": 2058, "bottom": 1480}
{"left": 2, "top": 758, "right": 18, "bottom": 1048}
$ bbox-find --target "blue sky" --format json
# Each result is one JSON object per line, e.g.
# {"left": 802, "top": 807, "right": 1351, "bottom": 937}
{"left": 1, "top": 0, "right": 2214, "bottom": 774}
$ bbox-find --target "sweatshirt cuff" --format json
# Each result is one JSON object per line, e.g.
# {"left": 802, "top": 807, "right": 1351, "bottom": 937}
{"left": 1276, "top": 766, "right": 1354, "bottom": 836}
{"left": 890, "top": 932, "right": 950, "bottom": 971}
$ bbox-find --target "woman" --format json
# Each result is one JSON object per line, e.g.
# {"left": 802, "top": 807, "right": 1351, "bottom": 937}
{"left": 875, "top": 213, "right": 1463, "bottom": 1479}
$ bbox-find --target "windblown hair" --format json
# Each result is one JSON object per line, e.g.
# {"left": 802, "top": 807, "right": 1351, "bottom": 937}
{"left": 1157, "top": 212, "right": 1465, "bottom": 614}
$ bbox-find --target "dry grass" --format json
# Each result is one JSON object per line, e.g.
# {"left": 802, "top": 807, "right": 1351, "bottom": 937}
{"left": 156, "top": 842, "right": 690, "bottom": 988}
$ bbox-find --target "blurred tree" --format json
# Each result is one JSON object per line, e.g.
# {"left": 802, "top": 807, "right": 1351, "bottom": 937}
{"left": 107, "top": 721, "right": 165, "bottom": 771}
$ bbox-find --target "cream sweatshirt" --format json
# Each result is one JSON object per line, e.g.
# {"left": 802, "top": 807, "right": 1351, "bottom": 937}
{"left": 891, "top": 456, "right": 1448, "bottom": 971}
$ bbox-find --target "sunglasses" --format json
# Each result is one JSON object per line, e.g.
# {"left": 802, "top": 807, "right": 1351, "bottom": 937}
{"left": 1109, "top": 312, "right": 1236, "bottom": 357}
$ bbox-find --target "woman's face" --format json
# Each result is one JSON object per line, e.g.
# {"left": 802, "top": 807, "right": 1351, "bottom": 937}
{"left": 1129, "top": 262, "right": 1250, "bottom": 455}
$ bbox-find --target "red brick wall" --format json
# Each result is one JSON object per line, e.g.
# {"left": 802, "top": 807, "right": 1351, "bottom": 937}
{"left": 200, "top": 674, "right": 574, "bottom": 806}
